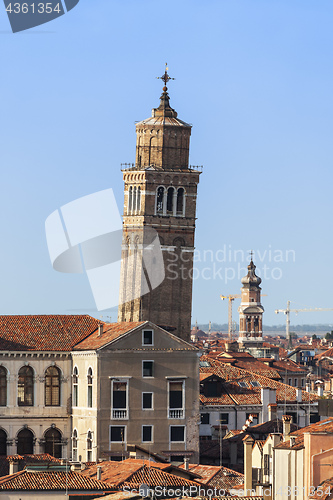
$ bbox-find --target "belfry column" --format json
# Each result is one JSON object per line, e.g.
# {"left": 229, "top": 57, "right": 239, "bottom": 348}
{"left": 238, "top": 255, "right": 264, "bottom": 345}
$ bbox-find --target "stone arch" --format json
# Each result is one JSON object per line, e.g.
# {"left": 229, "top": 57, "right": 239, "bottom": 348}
{"left": 44, "top": 427, "right": 62, "bottom": 459}
{"left": 17, "top": 427, "right": 35, "bottom": 455}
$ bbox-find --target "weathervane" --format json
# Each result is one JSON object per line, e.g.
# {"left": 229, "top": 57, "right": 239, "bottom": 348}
{"left": 157, "top": 63, "right": 175, "bottom": 87}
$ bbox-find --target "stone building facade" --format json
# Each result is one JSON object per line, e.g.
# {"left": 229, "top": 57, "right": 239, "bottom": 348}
{"left": 117, "top": 68, "right": 201, "bottom": 341}
{"left": 0, "top": 315, "right": 200, "bottom": 463}
{"left": 72, "top": 320, "right": 200, "bottom": 463}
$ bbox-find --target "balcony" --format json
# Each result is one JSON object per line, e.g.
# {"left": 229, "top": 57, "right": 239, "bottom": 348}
{"left": 168, "top": 409, "right": 184, "bottom": 419}
{"left": 112, "top": 409, "right": 128, "bottom": 419}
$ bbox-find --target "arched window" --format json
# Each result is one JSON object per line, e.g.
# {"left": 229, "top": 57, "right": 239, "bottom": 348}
{"left": 0, "top": 429, "right": 7, "bottom": 456}
{"left": 128, "top": 186, "right": 133, "bottom": 215}
{"left": 132, "top": 186, "right": 137, "bottom": 214}
{"left": 73, "top": 367, "right": 78, "bottom": 407}
{"left": 44, "top": 428, "right": 62, "bottom": 458}
{"left": 17, "top": 428, "right": 34, "bottom": 455}
{"left": 72, "top": 429, "right": 78, "bottom": 462}
{"left": 87, "top": 431, "right": 93, "bottom": 462}
{"left": 0, "top": 367, "right": 7, "bottom": 406}
{"left": 87, "top": 367, "right": 93, "bottom": 408}
{"left": 45, "top": 366, "right": 61, "bottom": 407}
{"left": 156, "top": 187, "right": 164, "bottom": 214}
{"left": 18, "top": 366, "right": 34, "bottom": 406}
{"left": 167, "top": 187, "right": 175, "bottom": 213}
{"left": 137, "top": 186, "right": 141, "bottom": 213}
{"left": 176, "top": 188, "right": 185, "bottom": 216}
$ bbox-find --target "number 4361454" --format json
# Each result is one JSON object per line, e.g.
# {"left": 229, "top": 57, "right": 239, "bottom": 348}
{"left": 6, "top": 3, "right": 62, "bottom": 14}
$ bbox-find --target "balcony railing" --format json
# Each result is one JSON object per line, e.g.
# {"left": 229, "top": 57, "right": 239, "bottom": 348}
{"left": 168, "top": 409, "right": 184, "bottom": 419}
{"left": 112, "top": 409, "right": 128, "bottom": 419}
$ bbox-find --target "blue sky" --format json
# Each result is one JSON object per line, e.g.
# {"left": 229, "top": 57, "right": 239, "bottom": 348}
{"left": 0, "top": 0, "right": 333, "bottom": 327}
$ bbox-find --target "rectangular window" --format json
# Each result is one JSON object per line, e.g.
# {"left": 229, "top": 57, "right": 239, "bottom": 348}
{"left": 170, "top": 426, "right": 185, "bottom": 442}
{"left": 110, "top": 426, "right": 126, "bottom": 442}
{"left": 301, "top": 378, "right": 305, "bottom": 387}
{"left": 168, "top": 381, "right": 184, "bottom": 418}
{"left": 201, "top": 413, "right": 210, "bottom": 424}
{"left": 264, "top": 454, "right": 269, "bottom": 475}
{"left": 288, "top": 378, "right": 292, "bottom": 386}
{"left": 142, "top": 425, "right": 153, "bottom": 443}
{"left": 142, "top": 392, "right": 153, "bottom": 410}
{"left": 112, "top": 381, "right": 128, "bottom": 419}
{"left": 143, "top": 361, "right": 154, "bottom": 377}
{"left": 143, "top": 330, "right": 153, "bottom": 346}
{"left": 220, "top": 413, "right": 229, "bottom": 424}
{"left": 294, "top": 379, "right": 298, "bottom": 387}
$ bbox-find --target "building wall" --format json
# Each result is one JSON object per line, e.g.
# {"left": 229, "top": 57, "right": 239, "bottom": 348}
{"left": 0, "top": 352, "right": 71, "bottom": 457}
{"left": 73, "top": 325, "right": 200, "bottom": 463}
{"left": 71, "top": 352, "right": 98, "bottom": 462}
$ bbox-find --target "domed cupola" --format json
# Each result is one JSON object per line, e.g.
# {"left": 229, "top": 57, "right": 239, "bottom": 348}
{"left": 241, "top": 260, "right": 262, "bottom": 287}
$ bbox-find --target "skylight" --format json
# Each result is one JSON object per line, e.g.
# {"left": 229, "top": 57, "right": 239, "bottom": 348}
{"left": 200, "top": 361, "right": 211, "bottom": 367}
{"left": 250, "top": 381, "right": 260, "bottom": 387}
{"left": 238, "top": 381, "right": 248, "bottom": 388}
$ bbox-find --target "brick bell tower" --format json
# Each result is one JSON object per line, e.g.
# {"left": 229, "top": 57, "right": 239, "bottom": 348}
{"left": 117, "top": 66, "right": 201, "bottom": 341}
{"left": 238, "top": 254, "right": 264, "bottom": 345}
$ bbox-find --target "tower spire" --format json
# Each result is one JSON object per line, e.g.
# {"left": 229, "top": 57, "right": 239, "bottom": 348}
{"left": 154, "top": 63, "right": 177, "bottom": 118}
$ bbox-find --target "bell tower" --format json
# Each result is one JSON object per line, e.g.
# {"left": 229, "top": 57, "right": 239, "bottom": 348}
{"left": 117, "top": 66, "right": 201, "bottom": 341}
{"left": 238, "top": 255, "right": 264, "bottom": 345}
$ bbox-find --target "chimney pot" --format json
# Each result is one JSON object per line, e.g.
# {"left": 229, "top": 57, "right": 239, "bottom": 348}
{"left": 98, "top": 324, "right": 103, "bottom": 337}
{"left": 97, "top": 466, "right": 102, "bottom": 480}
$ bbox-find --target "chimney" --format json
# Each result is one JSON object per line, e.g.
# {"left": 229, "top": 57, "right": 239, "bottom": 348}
{"left": 268, "top": 403, "right": 277, "bottom": 421}
{"left": 317, "top": 384, "right": 323, "bottom": 397}
{"left": 97, "top": 466, "right": 102, "bottom": 480}
{"left": 98, "top": 324, "right": 103, "bottom": 337}
{"left": 296, "top": 388, "right": 302, "bottom": 403}
{"left": 282, "top": 415, "right": 292, "bottom": 442}
{"left": 290, "top": 436, "right": 296, "bottom": 448}
{"left": 9, "top": 460, "right": 19, "bottom": 475}
{"left": 184, "top": 458, "right": 189, "bottom": 470}
{"left": 243, "top": 435, "right": 254, "bottom": 493}
{"left": 261, "top": 388, "right": 270, "bottom": 422}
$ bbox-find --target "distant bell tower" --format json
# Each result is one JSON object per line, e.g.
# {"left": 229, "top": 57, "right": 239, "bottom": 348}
{"left": 117, "top": 66, "right": 201, "bottom": 341}
{"left": 238, "top": 255, "right": 264, "bottom": 345}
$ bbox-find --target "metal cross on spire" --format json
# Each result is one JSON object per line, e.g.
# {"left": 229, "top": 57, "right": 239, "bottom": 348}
{"left": 157, "top": 63, "right": 175, "bottom": 87}
{"left": 250, "top": 249, "right": 254, "bottom": 261}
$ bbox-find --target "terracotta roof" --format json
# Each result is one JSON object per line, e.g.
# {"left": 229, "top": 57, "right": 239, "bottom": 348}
{"left": 275, "top": 417, "right": 333, "bottom": 450}
{"left": 74, "top": 322, "right": 145, "bottom": 350}
{"left": 178, "top": 464, "right": 244, "bottom": 492}
{"left": 315, "top": 347, "right": 333, "bottom": 360}
{"left": 0, "top": 315, "right": 101, "bottom": 351}
{"left": 200, "top": 356, "right": 318, "bottom": 405}
{"left": 216, "top": 354, "right": 282, "bottom": 380}
{"left": 122, "top": 459, "right": 200, "bottom": 480}
{"left": 0, "top": 469, "right": 113, "bottom": 491}
{"left": 0, "top": 454, "right": 62, "bottom": 477}
{"left": 260, "top": 358, "right": 307, "bottom": 374}
{"left": 82, "top": 461, "right": 201, "bottom": 489}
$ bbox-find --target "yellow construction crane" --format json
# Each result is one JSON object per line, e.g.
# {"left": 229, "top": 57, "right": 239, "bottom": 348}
{"left": 275, "top": 301, "right": 333, "bottom": 348}
{"left": 221, "top": 293, "right": 267, "bottom": 340}
{"left": 220, "top": 294, "right": 241, "bottom": 340}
